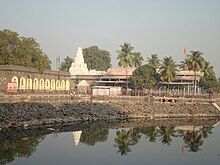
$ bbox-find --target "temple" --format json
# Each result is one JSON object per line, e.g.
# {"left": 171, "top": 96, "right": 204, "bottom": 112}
{"left": 69, "top": 47, "right": 105, "bottom": 77}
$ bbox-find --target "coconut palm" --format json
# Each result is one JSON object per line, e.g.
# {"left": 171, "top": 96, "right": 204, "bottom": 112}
{"left": 131, "top": 52, "right": 144, "bottom": 67}
{"left": 179, "top": 60, "right": 188, "bottom": 70}
{"left": 202, "top": 61, "right": 215, "bottom": 78}
{"left": 159, "top": 126, "right": 176, "bottom": 145}
{"left": 159, "top": 56, "right": 178, "bottom": 93}
{"left": 114, "top": 129, "right": 134, "bottom": 156}
{"left": 147, "top": 54, "right": 160, "bottom": 69}
{"left": 185, "top": 51, "right": 205, "bottom": 96}
{"left": 117, "top": 43, "right": 134, "bottom": 95}
{"left": 183, "top": 130, "right": 204, "bottom": 152}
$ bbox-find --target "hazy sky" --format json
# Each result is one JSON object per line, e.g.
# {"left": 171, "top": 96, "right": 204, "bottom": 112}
{"left": 1, "top": 0, "right": 220, "bottom": 76}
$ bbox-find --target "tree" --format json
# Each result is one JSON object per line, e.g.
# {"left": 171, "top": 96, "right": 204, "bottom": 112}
{"left": 129, "top": 64, "right": 159, "bottom": 94}
{"left": 185, "top": 51, "right": 205, "bottom": 96}
{"left": 199, "top": 61, "right": 219, "bottom": 94}
{"left": 0, "top": 29, "right": 51, "bottom": 72}
{"left": 114, "top": 129, "right": 136, "bottom": 156}
{"left": 82, "top": 46, "right": 111, "bottom": 71}
{"left": 117, "top": 43, "right": 134, "bottom": 95}
{"left": 159, "top": 56, "right": 178, "bottom": 92}
{"left": 131, "top": 52, "right": 143, "bottom": 67}
{"left": 183, "top": 130, "right": 204, "bottom": 152}
{"left": 59, "top": 56, "right": 74, "bottom": 71}
{"left": 147, "top": 54, "right": 160, "bottom": 69}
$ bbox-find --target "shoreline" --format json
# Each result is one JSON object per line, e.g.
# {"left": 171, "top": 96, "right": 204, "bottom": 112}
{"left": 1, "top": 100, "right": 220, "bottom": 131}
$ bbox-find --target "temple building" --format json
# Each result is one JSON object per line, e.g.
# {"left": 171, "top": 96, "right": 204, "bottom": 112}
{"left": 69, "top": 47, "right": 105, "bottom": 93}
{"left": 159, "top": 70, "right": 204, "bottom": 95}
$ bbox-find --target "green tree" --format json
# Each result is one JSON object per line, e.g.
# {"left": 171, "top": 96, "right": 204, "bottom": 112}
{"left": 147, "top": 54, "right": 161, "bottom": 69}
{"left": 159, "top": 56, "right": 178, "bottom": 92}
{"left": 0, "top": 29, "right": 51, "bottom": 72}
{"left": 130, "top": 64, "right": 159, "bottom": 94}
{"left": 117, "top": 43, "right": 134, "bottom": 95}
{"left": 183, "top": 130, "right": 204, "bottom": 152}
{"left": 80, "top": 129, "right": 109, "bottom": 146}
{"left": 159, "top": 126, "right": 176, "bottom": 145}
{"left": 82, "top": 46, "right": 111, "bottom": 71}
{"left": 59, "top": 56, "right": 74, "bottom": 71}
{"left": 199, "top": 61, "right": 219, "bottom": 94}
{"left": 0, "top": 136, "right": 45, "bottom": 164}
{"left": 185, "top": 51, "right": 205, "bottom": 96}
{"left": 131, "top": 52, "right": 144, "bottom": 67}
{"left": 114, "top": 129, "right": 136, "bottom": 156}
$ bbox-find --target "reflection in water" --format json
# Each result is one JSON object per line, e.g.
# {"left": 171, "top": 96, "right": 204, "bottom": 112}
{"left": 0, "top": 136, "right": 45, "bottom": 164}
{"left": 72, "top": 131, "right": 82, "bottom": 146}
{"left": 80, "top": 129, "right": 109, "bottom": 146}
{"left": 114, "top": 125, "right": 214, "bottom": 156}
{"left": 0, "top": 123, "right": 216, "bottom": 164}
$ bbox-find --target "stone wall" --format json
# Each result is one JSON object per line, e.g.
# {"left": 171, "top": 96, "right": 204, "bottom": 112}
{"left": 0, "top": 65, "right": 71, "bottom": 93}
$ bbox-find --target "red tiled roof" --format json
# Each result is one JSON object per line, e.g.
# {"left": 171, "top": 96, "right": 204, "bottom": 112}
{"left": 105, "top": 67, "right": 136, "bottom": 76}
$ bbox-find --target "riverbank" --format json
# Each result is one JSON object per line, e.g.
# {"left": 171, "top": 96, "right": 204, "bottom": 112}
{"left": 0, "top": 101, "right": 220, "bottom": 130}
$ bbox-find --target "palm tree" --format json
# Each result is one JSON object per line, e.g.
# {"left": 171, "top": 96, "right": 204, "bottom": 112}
{"left": 147, "top": 54, "right": 160, "bottom": 69}
{"left": 183, "top": 130, "right": 204, "bottom": 152}
{"left": 131, "top": 52, "right": 143, "bottom": 67}
{"left": 117, "top": 43, "right": 134, "bottom": 95}
{"left": 185, "top": 51, "right": 205, "bottom": 96}
{"left": 202, "top": 61, "right": 215, "bottom": 78}
{"left": 159, "top": 126, "right": 176, "bottom": 145}
{"left": 179, "top": 60, "right": 188, "bottom": 70}
{"left": 114, "top": 129, "right": 134, "bottom": 156}
{"left": 159, "top": 56, "right": 178, "bottom": 93}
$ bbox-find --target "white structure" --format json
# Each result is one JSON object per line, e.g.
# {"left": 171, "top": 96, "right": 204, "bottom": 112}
{"left": 72, "top": 131, "right": 82, "bottom": 146}
{"left": 69, "top": 47, "right": 105, "bottom": 77}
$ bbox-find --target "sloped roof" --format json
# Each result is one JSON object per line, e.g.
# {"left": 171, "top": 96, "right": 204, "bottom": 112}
{"left": 105, "top": 67, "right": 136, "bottom": 76}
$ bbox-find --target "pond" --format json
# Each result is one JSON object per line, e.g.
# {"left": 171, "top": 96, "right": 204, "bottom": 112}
{"left": 1, "top": 119, "right": 220, "bottom": 165}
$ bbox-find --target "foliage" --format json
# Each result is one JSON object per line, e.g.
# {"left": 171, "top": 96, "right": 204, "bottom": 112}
{"left": 117, "top": 43, "right": 134, "bottom": 68}
{"left": 0, "top": 136, "right": 45, "bottom": 164}
{"left": 131, "top": 52, "right": 144, "bottom": 67}
{"left": 80, "top": 129, "right": 109, "bottom": 146}
{"left": 129, "top": 64, "right": 159, "bottom": 90}
{"left": 82, "top": 46, "right": 111, "bottom": 71}
{"left": 199, "top": 61, "right": 219, "bottom": 93}
{"left": 147, "top": 54, "right": 161, "bottom": 69}
{"left": 0, "top": 29, "right": 51, "bottom": 72}
{"left": 159, "top": 56, "right": 178, "bottom": 88}
{"left": 59, "top": 56, "right": 74, "bottom": 71}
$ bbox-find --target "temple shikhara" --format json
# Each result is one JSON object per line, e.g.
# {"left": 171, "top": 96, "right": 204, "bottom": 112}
{"left": 69, "top": 47, "right": 105, "bottom": 77}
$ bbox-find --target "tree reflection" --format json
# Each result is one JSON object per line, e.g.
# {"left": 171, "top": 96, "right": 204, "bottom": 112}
{"left": 114, "top": 125, "right": 214, "bottom": 156}
{"left": 114, "top": 129, "right": 135, "bottom": 156}
{"left": 0, "top": 136, "right": 45, "bottom": 165}
{"left": 182, "top": 126, "right": 213, "bottom": 152}
{"left": 80, "top": 129, "right": 109, "bottom": 146}
{"left": 159, "top": 126, "right": 177, "bottom": 145}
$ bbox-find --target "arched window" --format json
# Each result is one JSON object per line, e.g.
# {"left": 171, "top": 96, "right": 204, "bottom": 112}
{"left": 56, "top": 80, "right": 60, "bottom": 90}
{"left": 19, "top": 77, "right": 26, "bottom": 89}
{"left": 51, "top": 79, "right": 55, "bottom": 90}
{"left": 61, "top": 80, "right": 65, "bottom": 90}
{"left": 11, "top": 76, "right": 18, "bottom": 88}
{"left": 27, "top": 78, "right": 32, "bottom": 89}
{"left": 39, "top": 79, "right": 44, "bottom": 90}
{"left": 33, "top": 78, "right": 39, "bottom": 90}
{"left": 65, "top": 80, "right": 70, "bottom": 91}
{"left": 45, "top": 79, "right": 50, "bottom": 90}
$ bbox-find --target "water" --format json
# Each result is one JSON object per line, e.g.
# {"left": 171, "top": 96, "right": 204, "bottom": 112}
{"left": 1, "top": 119, "right": 220, "bottom": 165}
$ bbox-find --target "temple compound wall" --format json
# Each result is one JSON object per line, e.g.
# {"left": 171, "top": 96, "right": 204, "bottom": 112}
{"left": 0, "top": 65, "right": 71, "bottom": 93}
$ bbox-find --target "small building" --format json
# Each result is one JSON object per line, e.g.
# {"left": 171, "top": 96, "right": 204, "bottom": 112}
{"left": 92, "top": 86, "right": 122, "bottom": 96}
{"left": 92, "top": 67, "right": 136, "bottom": 95}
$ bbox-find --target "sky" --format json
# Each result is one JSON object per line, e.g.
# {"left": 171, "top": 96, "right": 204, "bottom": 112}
{"left": 0, "top": 0, "right": 220, "bottom": 76}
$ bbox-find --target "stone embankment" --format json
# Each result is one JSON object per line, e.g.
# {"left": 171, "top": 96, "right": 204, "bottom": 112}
{"left": 0, "top": 101, "right": 220, "bottom": 130}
